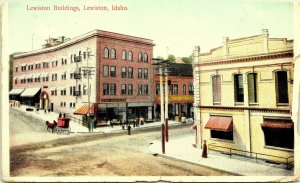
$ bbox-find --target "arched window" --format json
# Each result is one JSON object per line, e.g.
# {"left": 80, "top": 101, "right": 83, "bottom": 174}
{"left": 138, "top": 52, "right": 143, "bottom": 62}
{"left": 111, "top": 48, "right": 116, "bottom": 59}
{"left": 122, "top": 50, "right": 127, "bottom": 60}
{"left": 104, "top": 47, "right": 109, "bottom": 58}
{"left": 70, "top": 54, "right": 73, "bottom": 62}
{"left": 248, "top": 73, "right": 258, "bottom": 103}
{"left": 276, "top": 71, "right": 289, "bottom": 104}
{"left": 144, "top": 53, "right": 148, "bottom": 62}
{"left": 128, "top": 51, "right": 133, "bottom": 61}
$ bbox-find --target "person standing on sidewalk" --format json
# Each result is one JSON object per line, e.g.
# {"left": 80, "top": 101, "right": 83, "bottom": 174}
{"left": 127, "top": 124, "right": 131, "bottom": 135}
{"left": 202, "top": 140, "right": 208, "bottom": 158}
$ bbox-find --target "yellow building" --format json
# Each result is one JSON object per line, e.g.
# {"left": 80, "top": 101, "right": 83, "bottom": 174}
{"left": 193, "top": 29, "right": 294, "bottom": 166}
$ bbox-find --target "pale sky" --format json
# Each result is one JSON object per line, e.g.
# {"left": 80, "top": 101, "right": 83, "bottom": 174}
{"left": 7, "top": 0, "right": 293, "bottom": 58}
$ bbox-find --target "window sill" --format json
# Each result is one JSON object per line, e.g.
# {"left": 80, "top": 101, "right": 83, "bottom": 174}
{"left": 235, "top": 102, "right": 244, "bottom": 106}
{"left": 249, "top": 103, "right": 259, "bottom": 106}
{"left": 277, "top": 103, "right": 289, "bottom": 107}
{"left": 209, "top": 138, "right": 235, "bottom": 144}
{"left": 264, "top": 145, "right": 294, "bottom": 152}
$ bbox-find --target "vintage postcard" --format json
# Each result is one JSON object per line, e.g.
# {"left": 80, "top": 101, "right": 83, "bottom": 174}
{"left": 1, "top": 0, "right": 300, "bottom": 182}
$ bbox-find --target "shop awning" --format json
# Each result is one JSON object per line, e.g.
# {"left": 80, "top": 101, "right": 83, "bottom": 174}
{"left": 20, "top": 87, "right": 41, "bottom": 97}
{"left": 204, "top": 116, "right": 233, "bottom": 132}
{"left": 73, "top": 104, "right": 95, "bottom": 115}
{"left": 9, "top": 88, "right": 25, "bottom": 95}
{"left": 261, "top": 119, "right": 293, "bottom": 129}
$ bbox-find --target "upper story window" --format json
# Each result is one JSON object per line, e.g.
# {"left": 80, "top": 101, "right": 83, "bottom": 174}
{"left": 121, "top": 67, "right": 127, "bottom": 78}
{"left": 138, "top": 84, "right": 143, "bottom": 95}
{"left": 128, "top": 84, "right": 133, "bottom": 95}
{"left": 248, "top": 73, "right": 258, "bottom": 103}
{"left": 103, "top": 65, "right": 109, "bottom": 77}
{"left": 121, "top": 84, "right": 127, "bottom": 95}
{"left": 122, "top": 50, "right": 127, "bottom": 60}
{"left": 144, "top": 53, "right": 148, "bottom": 62}
{"left": 128, "top": 67, "right": 133, "bottom": 78}
{"left": 234, "top": 74, "right": 244, "bottom": 103}
{"left": 138, "top": 52, "right": 143, "bottom": 62}
{"left": 183, "top": 84, "right": 186, "bottom": 95}
{"left": 104, "top": 47, "right": 109, "bottom": 58}
{"left": 110, "top": 66, "right": 116, "bottom": 77}
{"left": 189, "top": 84, "right": 193, "bottom": 95}
{"left": 144, "top": 68, "right": 148, "bottom": 79}
{"left": 173, "top": 84, "right": 178, "bottom": 95}
{"left": 144, "top": 85, "right": 149, "bottom": 95}
{"left": 111, "top": 48, "right": 116, "bottom": 59}
{"left": 156, "top": 83, "right": 160, "bottom": 95}
{"left": 138, "top": 68, "right": 143, "bottom": 78}
{"left": 128, "top": 51, "right": 133, "bottom": 61}
{"left": 212, "top": 75, "right": 221, "bottom": 104}
{"left": 70, "top": 54, "right": 73, "bottom": 62}
{"left": 15, "top": 67, "right": 18, "bottom": 72}
{"left": 276, "top": 71, "right": 289, "bottom": 104}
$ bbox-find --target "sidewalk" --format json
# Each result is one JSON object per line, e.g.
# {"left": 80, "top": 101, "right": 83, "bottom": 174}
{"left": 147, "top": 135, "right": 295, "bottom": 176}
{"left": 13, "top": 105, "right": 190, "bottom": 133}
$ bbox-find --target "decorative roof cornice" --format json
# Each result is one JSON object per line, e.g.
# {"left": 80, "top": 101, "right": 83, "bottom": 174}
{"left": 194, "top": 51, "right": 293, "bottom": 67}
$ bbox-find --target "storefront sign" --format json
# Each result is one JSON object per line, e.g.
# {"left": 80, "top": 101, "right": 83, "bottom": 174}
{"left": 101, "top": 98, "right": 126, "bottom": 103}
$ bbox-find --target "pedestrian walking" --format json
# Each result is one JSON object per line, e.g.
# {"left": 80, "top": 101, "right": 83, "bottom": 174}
{"left": 59, "top": 112, "right": 62, "bottom": 118}
{"left": 48, "top": 108, "right": 51, "bottom": 113}
{"left": 63, "top": 113, "right": 66, "bottom": 118}
{"left": 127, "top": 124, "right": 131, "bottom": 135}
{"left": 202, "top": 140, "right": 208, "bottom": 158}
{"left": 44, "top": 109, "right": 47, "bottom": 114}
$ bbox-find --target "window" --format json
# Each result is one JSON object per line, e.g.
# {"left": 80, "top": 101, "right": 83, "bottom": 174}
{"left": 276, "top": 71, "right": 289, "bottom": 104}
{"left": 128, "top": 67, "right": 133, "bottom": 78}
{"left": 83, "top": 84, "right": 87, "bottom": 95}
{"left": 111, "top": 48, "right": 116, "bottom": 59}
{"left": 121, "top": 67, "right": 127, "bottom": 78}
{"left": 189, "top": 84, "right": 193, "bottom": 95}
{"left": 234, "top": 74, "right": 244, "bottom": 103}
{"left": 212, "top": 75, "right": 221, "bottom": 104}
{"left": 248, "top": 73, "right": 257, "bottom": 103}
{"left": 71, "top": 54, "right": 73, "bottom": 62}
{"left": 144, "top": 85, "right": 149, "bottom": 95}
{"left": 138, "top": 68, "right": 143, "bottom": 78}
{"left": 144, "top": 53, "right": 148, "bottom": 62}
{"left": 110, "top": 84, "right": 116, "bottom": 95}
{"left": 110, "top": 66, "right": 116, "bottom": 77}
{"left": 128, "top": 51, "right": 133, "bottom": 61}
{"left": 122, "top": 50, "right": 127, "bottom": 60}
{"left": 144, "top": 68, "right": 148, "bottom": 79}
{"left": 183, "top": 84, "right": 186, "bottom": 95}
{"left": 103, "top": 84, "right": 109, "bottom": 95}
{"left": 104, "top": 47, "right": 109, "bottom": 58}
{"left": 169, "top": 84, "right": 173, "bottom": 95}
{"left": 121, "top": 84, "right": 127, "bottom": 95}
{"left": 70, "top": 86, "right": 73, "bottom": 96}
{"left": 156, "top": 83, "right": 160, "bottom": 95}
{"left": 138, "top": 52, "right": 143, "bottom": 62}
{"left": 103, "top": 65, "right": 109, "bottom": 77}
{"left": 138, "top": 85, "right": 143, "bottom": 95}
{"left": 61, "top": 71, "right": 67, "bottom": 80}
{"left": 173, "top": 84, "right": 178, "bottom": 95}
{"left": 15, "top": 79, "right": 18, "bottom": 84}
{"left": 211, "top": 130, "right": 233, "bottom": 141}
{"left": 261, "top": 119, "right": 294, "bottom": 149}
{"left": 15, "top": 67, "right": 18, "bottom": 72}
{"left": 128, "top": 84, "right": 133, "bottom": 95}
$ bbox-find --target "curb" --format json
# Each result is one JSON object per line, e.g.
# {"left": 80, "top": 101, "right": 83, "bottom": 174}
{"left": 153, "top": 151, "right": 241, "bottom": 176}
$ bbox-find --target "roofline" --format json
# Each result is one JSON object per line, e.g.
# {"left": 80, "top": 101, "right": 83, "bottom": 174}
{"left": 13, "top": 29, "right": 155, "bottom": 59}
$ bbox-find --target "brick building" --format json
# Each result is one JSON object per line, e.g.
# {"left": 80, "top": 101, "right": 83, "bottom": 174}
{"left": 153, "top": 63, "right": 194, "bottom": 121}
{"left": 10, "top": 30, "right": 155, "bottom": 123}
{"left": 193, "top": 29, "right": 294, "bottom": 164}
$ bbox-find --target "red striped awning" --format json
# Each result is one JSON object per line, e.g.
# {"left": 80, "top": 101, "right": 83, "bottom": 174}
{"left": 204, "top": 116, "right": 233, "bottom": 132}
{"left": 73, "top": 104, "right": 95, "bottom": 115}
{"left": 261, "top": 119, "right": 293, "bottom": 129}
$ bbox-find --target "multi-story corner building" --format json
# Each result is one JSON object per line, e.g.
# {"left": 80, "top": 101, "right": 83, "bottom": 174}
{"left": 10, "top": 30, "right": 155, "bottom": 122}
{"left": 153, "top": 63, "right": 194, "bottom": 121}
{"left": 193, "top": 29, "right": 294, "bottom": 164}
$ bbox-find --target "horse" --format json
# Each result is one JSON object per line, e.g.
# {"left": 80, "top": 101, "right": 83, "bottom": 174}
{"left": 46, "top": 120, "right": 57, "bottom": 133}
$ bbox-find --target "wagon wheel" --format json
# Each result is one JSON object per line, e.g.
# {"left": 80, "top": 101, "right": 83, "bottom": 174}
{"left": 57, "top": 127, "right": 62, "bottom": 135}
{"left": 66, "top": 127, "right": 71, "bottom": 135}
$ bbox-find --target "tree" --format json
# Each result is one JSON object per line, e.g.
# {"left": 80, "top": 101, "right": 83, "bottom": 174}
{"left": 181, "top": 55, "right": 193, "bottom": 64}
{"left": 167, "top": 54, "right": 176, "bottom": 62}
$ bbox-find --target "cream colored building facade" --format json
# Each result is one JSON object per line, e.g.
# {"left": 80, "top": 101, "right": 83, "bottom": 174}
{"left": 193, "top": 29, "right": 294, "bottom": 165}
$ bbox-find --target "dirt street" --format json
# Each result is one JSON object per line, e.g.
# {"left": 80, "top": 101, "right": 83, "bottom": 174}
{"left": 9, "top": 108, "right": 233, "bottom": 176}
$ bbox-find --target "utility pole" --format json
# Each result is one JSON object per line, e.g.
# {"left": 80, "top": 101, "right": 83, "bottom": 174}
{"left": 159, "top": 66, "right": 165, "bottom": 154}
{"left": 194, "top": 46, "right": 202, "bottom": 148}
{"left": 165, "top": 66, "right": 169, "bottom": 142}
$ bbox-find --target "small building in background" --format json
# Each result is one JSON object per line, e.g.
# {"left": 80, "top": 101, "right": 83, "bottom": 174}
{"left": 154, "top": 63, "right": 194, "bottom": 121}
